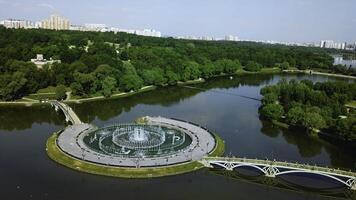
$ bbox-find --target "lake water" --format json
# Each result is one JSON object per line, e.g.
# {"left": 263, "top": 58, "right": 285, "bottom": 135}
{"left": 0, "top": 73, "right": 355, "bottom": 200}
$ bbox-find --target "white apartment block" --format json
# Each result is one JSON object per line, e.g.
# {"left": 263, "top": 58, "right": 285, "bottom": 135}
{"left": 41, "top": 14, "right": 70, "bottom": 30}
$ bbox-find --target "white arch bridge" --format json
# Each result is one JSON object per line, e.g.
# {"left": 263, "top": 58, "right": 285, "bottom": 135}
{"left": 50, "top": 100, "right": 82, "bottom": 125}
{"left": 200, "top": 157, "right": 356, "bottom": 190}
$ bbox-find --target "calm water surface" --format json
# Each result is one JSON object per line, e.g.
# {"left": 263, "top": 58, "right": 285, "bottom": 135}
{"left": 0, "top": 74, "right": 355, "bottom": 200}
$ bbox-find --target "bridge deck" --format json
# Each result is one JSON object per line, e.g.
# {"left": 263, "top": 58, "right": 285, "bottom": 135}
{"left": 51, "top": 101, "right": 82, "bottom": 124}
{"left": 203, "top": 157, "right": 356, "bottom": 179}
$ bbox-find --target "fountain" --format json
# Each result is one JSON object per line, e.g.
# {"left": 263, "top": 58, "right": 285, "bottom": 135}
{"left": 130, "top": 127, "right": 148, "bottom": 142}
{"left": 83, "top": 124, "right": 190, "bottom": 158}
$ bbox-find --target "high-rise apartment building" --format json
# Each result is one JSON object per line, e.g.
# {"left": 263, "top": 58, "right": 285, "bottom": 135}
{"left": 2, "top": 19, "right": 33, "bottom": 29}
{"left": 41, "top": 14, "right": 70, "bottom": 30}
{"left": 320, "top": 40, "right": 346, "bottom": 50}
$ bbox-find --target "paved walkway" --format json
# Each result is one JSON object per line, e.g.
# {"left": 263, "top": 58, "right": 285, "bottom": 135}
{"left": 57, "top": 117, "right": 216, "bottom": 167}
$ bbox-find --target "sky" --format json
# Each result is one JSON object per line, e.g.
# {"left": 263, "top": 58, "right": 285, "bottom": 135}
{"left": 1, "top": 0, "right": 356, "bottom": 43}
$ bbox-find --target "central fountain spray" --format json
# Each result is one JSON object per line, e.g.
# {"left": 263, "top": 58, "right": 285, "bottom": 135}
{"left": 130, "top": 127, "right": 148, "bottom": 142}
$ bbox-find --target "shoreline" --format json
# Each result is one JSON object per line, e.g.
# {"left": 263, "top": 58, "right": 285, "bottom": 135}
{"left": 283, "top": 69, "right": 356, "bottom": 79}
{"left": 0, "top": 79, "right": 206, "bottom": 106}
{"left": 1, "top": 69, "right": 355, "bottom": 107}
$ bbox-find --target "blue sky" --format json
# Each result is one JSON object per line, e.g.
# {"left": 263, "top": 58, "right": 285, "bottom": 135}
{"left": 1, "top": 0, "right": 356, "bottom": 42}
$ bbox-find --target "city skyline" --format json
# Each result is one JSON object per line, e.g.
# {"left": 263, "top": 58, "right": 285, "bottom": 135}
{"left": 0, "top": 0, "right": 356, "bottom": 43}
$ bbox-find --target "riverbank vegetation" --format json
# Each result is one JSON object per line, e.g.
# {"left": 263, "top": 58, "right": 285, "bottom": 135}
{"left": 0, "top": 26, "right": 344, "bottom": 101}
{"left": 259, "top": 80, "right": 356, "bottom": 142}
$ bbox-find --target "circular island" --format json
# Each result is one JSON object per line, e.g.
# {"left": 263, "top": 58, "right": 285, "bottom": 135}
{"left": 47, "top": 116, "right": 225, "bottom": 178}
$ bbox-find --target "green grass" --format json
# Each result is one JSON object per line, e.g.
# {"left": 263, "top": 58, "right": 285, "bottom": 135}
{"left": 25, "top": 93, "right": 57, "bottom": 100}
{"left": 68, "top": 86, "right": 157, "bottom": 103}
{"left": 260, "top": 67, "right": 281, "bottom": 73}
{"left": 208, "top": 133, "right": 225, "bottom": 157}
{"left": 37, "top": 86, "right": 57, "bottom": 93}
{"left": 47, "top": 133, "right": 205, "bottom": 178}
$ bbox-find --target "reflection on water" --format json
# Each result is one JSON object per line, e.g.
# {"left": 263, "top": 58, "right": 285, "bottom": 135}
{"left": 210, "top": 169, "right": 355, "bottom": 199}
{"left": 0, "top": 73, "right": 355, "bottom": 200}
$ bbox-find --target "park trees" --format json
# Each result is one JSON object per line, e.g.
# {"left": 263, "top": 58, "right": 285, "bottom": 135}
{"left": 302, "top": 112, "right": 326, "bottom": 131}
{"left": 0, "top": 27, "right": 348, "bottom": 102}
{"left": 260, "top": 79, "right": 356, "bottom": 141}
{"left": 244, "top": 61, "right": 262, "bottom": 72}
{"left": 181, "top": 61, "right": 201, "bottom": 81}
{"left": 119, "top": 62, "right": 143, "bottom": 91}
{"left": 55, "top": 85, "right": 67, "bottom": 100}
{"left": 260, "top": 104, "right": 284, "bottom": 120}
{"left": 101, "top": 76, "right": 117, "bottom": 97}
{"left": 286, "top": 106, "right": 304, "bottom": 126}
{"left": 165, "top": 70, "right": 180, "bottom": 85}
{"left": 261, "top": 93, "right": 278, "bottom": 105}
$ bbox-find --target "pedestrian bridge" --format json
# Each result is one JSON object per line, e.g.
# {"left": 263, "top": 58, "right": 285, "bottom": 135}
{"left": 200, "top": 157, "right": 356, "bottom": 190}
{"left": 51, "top": 101, "right": 82, "bottom": 125}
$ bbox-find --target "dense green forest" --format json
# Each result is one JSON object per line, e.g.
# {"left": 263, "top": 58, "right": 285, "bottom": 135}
{"left": 260, "top": 80, "right": 356, "bottom": 142}
{"left": 0, "top": 26, "right": 349, "bottom": 101}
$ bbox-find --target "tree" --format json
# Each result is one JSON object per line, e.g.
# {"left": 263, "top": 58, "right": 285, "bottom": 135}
{"left": 287, "top": 106, "right": 304, "bottom": 126}
{"left": 165, "top": 70, "right": 179, "bottom": 85}
{"left": 120, "top": 51, "right": 129, "bottom": 61}
{"left": 302, "top": 112, "right": 326, "bottom": 131}
{"left": 119, "top": 61, "right": 143, "bottom": 91}
{"left": 72, "top": 72, "right": 96, "bottom": 96}
{"left": 244, "top": 61, "right": 262, "bottom": 72}
{"left": 101, "top": 76, "right": 117, "bottom": 97}
{"left": 1, "top": 72, "right": 28, "bottom": 100}
{"left": 55, "top": 85, "right": 67, "bottom": 100}
{"left": 182, "top": 61, "right": 201, "bottom": 81}
{"left": 260, "top": 104, "right": 284, "bottom": 120}
{"left": 199, "top": 62, "right": 215, "bottom": 79}
{"left": 262, "top": 93, "right": 278, "bottom": 105}
{"left": 120, "top": 74, "right": 143, "bottom": 91}
{"left": 278, "top": 62, "right": 290, "bottom": 70}
{"left": 215, "top": 59, "right": 242, "bottom": 74}
{"left": 70, "top": 82, "right": 83, "bottom": 96}
{"left": 141, "top": 68, "right": 165, "bottom": 86}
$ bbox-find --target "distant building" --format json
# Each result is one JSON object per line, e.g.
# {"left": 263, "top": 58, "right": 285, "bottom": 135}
{"left": 134, "top": 29, "right": 161, "bottom": 37}
{"left": 84, "top": 23, "right": 107, "bottom": 31}
{"left": 30, "top": 54, "right": 61, "bottom": 69}
{"left": 41, "top": 14, "right": 70, "bottom": 30}
{"left": 2, "top": 19, "right": 33, "bottom": 29}
{"left": 69, "top": 24, "right": 86, "bottom": 31}
{"left": 320, "top": 40, "right": 346, "bottom": 50}
{"left": 225, "top": 35, "right": 239, "bottom": 41}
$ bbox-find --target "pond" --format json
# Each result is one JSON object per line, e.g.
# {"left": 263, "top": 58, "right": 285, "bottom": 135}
{"left": 0, "top": 73, "right": 355, "bottom": 200}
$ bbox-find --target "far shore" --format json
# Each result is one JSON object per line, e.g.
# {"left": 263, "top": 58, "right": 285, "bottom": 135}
{"left": 283, "top": 69, "right": 356, "bottom": 79}
{"left": 1, "top": 69, "right": 354, "bottom": 107}
{"left": 0, "top": 79, "right": 206, "bottom": 106}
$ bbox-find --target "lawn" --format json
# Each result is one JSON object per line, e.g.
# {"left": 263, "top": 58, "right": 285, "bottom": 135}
{"left": 208, "top": 133, "right": 225, "bottom": 157}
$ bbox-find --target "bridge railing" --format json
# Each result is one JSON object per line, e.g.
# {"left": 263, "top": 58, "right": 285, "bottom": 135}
{"left": 51, "top": 101, "right": 81, "bottom": 124}
{"left": 204, "top": 156, "right": 356, "bottom": 178}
